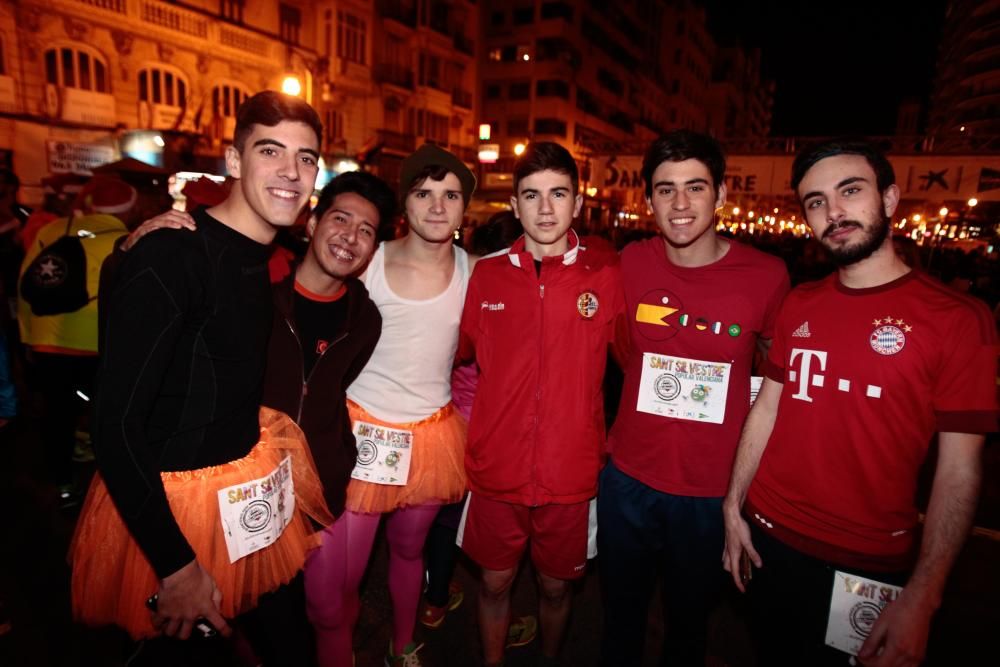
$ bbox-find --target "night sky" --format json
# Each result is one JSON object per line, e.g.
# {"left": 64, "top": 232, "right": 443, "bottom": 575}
{"left": 704, "top": 0, "right": 948, "bottom": 137}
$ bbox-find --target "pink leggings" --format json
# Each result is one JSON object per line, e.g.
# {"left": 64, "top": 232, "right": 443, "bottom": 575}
{"left": 304, "top": 504, "right": 440, "bottom": 666}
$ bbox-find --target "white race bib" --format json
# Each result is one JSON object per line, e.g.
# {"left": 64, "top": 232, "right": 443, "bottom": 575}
{"left": 350, "top": 420, "right": 413, "bottom": 486}
{"left": 750, "top": 375, "right": 763, "bottom": 405}
{"left": 217, "top": 456, "right": 295, "bottom": 564}
{"left": 824, "top": 571, "right": 902, "bottom": 656}
{"left": 636, "top": 353, "right": 732, "bottom": 424}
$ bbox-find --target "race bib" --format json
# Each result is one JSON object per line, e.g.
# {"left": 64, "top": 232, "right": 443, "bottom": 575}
{"left": 217, "top": 456, "right": 295, "bottom": 564}
{"left": 636, "top": 353, "right": 732, "bottom": 424}
{"left": 824, "top": 571, "right": 902, "bottom": 655}
{"left": 750, "top": 375, "right": 763, "bottom": 405}
{"left": 350, "top": 421, "right": 413, "bottom": 486}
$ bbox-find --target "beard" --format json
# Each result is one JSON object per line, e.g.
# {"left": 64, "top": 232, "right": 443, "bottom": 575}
{"left": 821, "top": 213, "right": 891, "bottom": 266}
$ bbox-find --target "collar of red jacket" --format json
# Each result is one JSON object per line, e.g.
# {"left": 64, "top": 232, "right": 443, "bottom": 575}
{"left": 506, "top": 228, "right": 581, "bottom": 269}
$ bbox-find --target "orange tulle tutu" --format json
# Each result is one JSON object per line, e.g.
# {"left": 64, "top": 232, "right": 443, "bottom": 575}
{"left": 69, "top": 407, "right": 333, "bottom": 639}
{"left": 344, "top": 401, "right": 467, "bottom": 513}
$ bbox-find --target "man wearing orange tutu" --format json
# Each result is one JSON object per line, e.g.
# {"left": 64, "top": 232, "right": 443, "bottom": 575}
{"left": 300, "top": 143, "right": 476, "bottom": 667}
{"left": 70, "top": 91, "right": 330, "bottom": 666}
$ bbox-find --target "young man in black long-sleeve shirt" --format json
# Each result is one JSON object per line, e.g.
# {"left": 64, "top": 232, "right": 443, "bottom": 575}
{"left": 71, "top": 91, "right": 328, "bottom": 666}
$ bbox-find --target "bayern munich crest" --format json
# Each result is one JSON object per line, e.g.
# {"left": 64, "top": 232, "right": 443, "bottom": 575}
{"left": 869, "top": 316, "right": 910, "bottom": 355}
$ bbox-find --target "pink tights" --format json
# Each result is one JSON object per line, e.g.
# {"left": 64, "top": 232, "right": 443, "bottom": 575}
{"left": 304, "top": 504, "right": 440, "bottom": 666}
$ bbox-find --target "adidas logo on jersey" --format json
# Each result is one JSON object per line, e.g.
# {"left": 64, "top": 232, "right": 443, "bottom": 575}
{"left": 791, "top": 322, "right": 811, "bottom": 338}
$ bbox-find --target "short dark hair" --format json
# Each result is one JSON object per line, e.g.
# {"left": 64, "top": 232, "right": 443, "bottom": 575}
{"left": 232, "top": 90, "right": 322, "bottom": 152}
{"left": 404, "top": 164, "right": 457, "bottom": 201}
{"left": 792, "top": 137, "right": 896, "bottom": 194}
{"left": 313, "top": 170, "right": 396, "bottom": 236}
{"left": 642, "top": 130, "right": 726, "bottom": 199}
{"left": 790, "top": 138, "right": 896, "bottom": 194}
{"left": 513, "top": 142, "right": 579, "bottom": 194}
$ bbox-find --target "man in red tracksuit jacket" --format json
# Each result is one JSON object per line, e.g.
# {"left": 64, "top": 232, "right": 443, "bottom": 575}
{"left": 457, "top": 142, "right": 626, "bottom": 667}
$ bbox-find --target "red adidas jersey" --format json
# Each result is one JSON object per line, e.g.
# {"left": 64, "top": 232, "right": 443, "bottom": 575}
{"left": 747, "top": 270, "right": 997, "bottom": 570}
{"left": 608, "top": 237, "right": 789, "bottom": 496}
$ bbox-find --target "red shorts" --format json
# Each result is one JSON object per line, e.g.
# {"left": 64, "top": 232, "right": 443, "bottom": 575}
{"left": 460, "top": 493, "right": 589, "bottom": 580}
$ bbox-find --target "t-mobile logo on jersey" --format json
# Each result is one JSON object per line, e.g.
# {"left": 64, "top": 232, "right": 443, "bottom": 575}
{"left": 787, "top": 348, "right": 883, "bottom": 403}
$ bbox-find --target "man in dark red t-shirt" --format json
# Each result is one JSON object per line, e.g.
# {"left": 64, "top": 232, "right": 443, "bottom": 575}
{"left": 598, "top": 131, "right": 788, "bottom": 666}
{"left": 723, "top": 139, "right": 997, "bottom": 666}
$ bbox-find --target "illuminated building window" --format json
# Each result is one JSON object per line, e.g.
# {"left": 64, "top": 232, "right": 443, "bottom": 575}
{"left": 411, "top": 109, "right": 449, "bottom": 144}
{"left": 45, "top": 46, "right": 108, "bottom": 92}
{"left": 139, "top": 66, "right": 188, "bottom": 107}
{"left": 325, "top": 108, "right": 344, "bottom": 142}
{"left": 337, "top": 11, "right": 367, "bottom": 66}
{"left": 418, "top": 53, "right": 443, "bottom": 89}
{"left": 219, "top": 0, "right": 244, "bottom": 23}
{"left": 212, "top": 84, "right": 250, "bottom": 118}
{"left": 280, "top": 3, "right": 302, "bottom": 45}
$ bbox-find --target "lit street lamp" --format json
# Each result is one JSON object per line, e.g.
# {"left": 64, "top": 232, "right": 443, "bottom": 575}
{"left": 281, "top": 75, "right": 302, "bottom": 97}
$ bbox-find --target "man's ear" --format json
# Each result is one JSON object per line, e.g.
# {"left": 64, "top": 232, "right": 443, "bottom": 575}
{"left": 225, "top": 145, "right": 242, "bottom": 180}
{"left": 510, "top": 194, "right": 521, "bottom": 219}
{"left": 882, "top": 184, "right": 900, "bottom": 219}
{"left": 714, "top": 183, "right": 727, "bottom": 211}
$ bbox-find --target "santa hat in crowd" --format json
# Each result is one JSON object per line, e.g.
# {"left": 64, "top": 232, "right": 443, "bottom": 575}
{"left": 74, "top": 175, "right": 137, "bottom": 216}
{"left": 182, "top": 177, "right": 228, "bottom": 212}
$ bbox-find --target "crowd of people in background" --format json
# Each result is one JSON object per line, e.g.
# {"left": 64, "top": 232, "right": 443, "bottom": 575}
{"left": 0, "top": 90, "right": 996, "bottom": 667}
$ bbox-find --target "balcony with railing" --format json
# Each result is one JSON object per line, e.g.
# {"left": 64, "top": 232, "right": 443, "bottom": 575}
{"left": 959, "top": 56, "right": 1000, "bottom": 82}
{"left": 449, "top": 144, "right": 478, "bottom": 163}
{"left": 75, "top": 0, "right": 126, "bottom": 12}
{"left": 453, "top": 33, "right": 475, "bottom": 57}
{"left": 375, "top": 64, "right": 415, "bottom": 89}
{"left": 377, "top": 129, "right": 416, "bottom": 153}
{"left": 0, "top": 76, "right": 16, "bottom": 114}
{"left": 452, "top": 88, "right": 473, "bottom": 109}
{"left": 60, "top": 87, "right": 117, "bottom": 126}
{"left": 69, "top": 0, "right": 278, "bottom": 59}
{"left": 378, "top": 0, "right": 417, "bottom": 27}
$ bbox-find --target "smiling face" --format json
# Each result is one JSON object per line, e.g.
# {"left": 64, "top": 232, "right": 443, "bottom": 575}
{"left": 797, "top": 154, "right": 899, "bottom": 266}
{"left": 647, "top": 158, "right": 725, "bottom": 251}
{"left": 511, "top": 168, "right": 582, "bottom": 259}
{"left": 403, "top": 171, "right": 465, "bottom": 244}
{"left": 305, "top": 191, "right": 379, "bottom": 283}
{"left": 225, "top": 120, "right": 320, "bottom": 236}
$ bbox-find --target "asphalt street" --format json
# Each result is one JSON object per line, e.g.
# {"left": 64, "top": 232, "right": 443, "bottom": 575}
{"left": 0, "top": 411, "right": 997, "bottom": 666}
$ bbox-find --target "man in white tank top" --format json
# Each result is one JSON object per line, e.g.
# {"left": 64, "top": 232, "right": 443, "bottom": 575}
{"left": 305, "top": 144, "right": 479, "bottom": 667}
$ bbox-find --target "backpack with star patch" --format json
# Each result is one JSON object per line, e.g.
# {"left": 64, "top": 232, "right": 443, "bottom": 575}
{"left": 20, "top": 215, "right": 114, "bottom": 316}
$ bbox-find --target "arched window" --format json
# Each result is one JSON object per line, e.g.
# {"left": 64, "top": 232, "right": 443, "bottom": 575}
{"left": 44, "top": 46, "right": 109, "bottom": 92}
{"left": 138, "top": 66, "right": 189, "bottom": 107}
{"left": 212, "top": 83, "right": 251, "bottom": 118}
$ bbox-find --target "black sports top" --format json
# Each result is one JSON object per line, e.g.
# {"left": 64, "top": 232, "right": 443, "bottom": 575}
{"left": 93, "top": 210, "right": 273, "bottom": 578}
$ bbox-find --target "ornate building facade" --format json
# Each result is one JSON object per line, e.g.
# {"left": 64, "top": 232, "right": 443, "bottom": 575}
{"left": 0, "top": 0, "right": 480, "bottom": 201}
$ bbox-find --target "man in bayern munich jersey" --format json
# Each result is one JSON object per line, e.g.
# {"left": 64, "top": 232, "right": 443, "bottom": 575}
{"left": 722, "top": 138, "right": 997, "bottom": 667}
